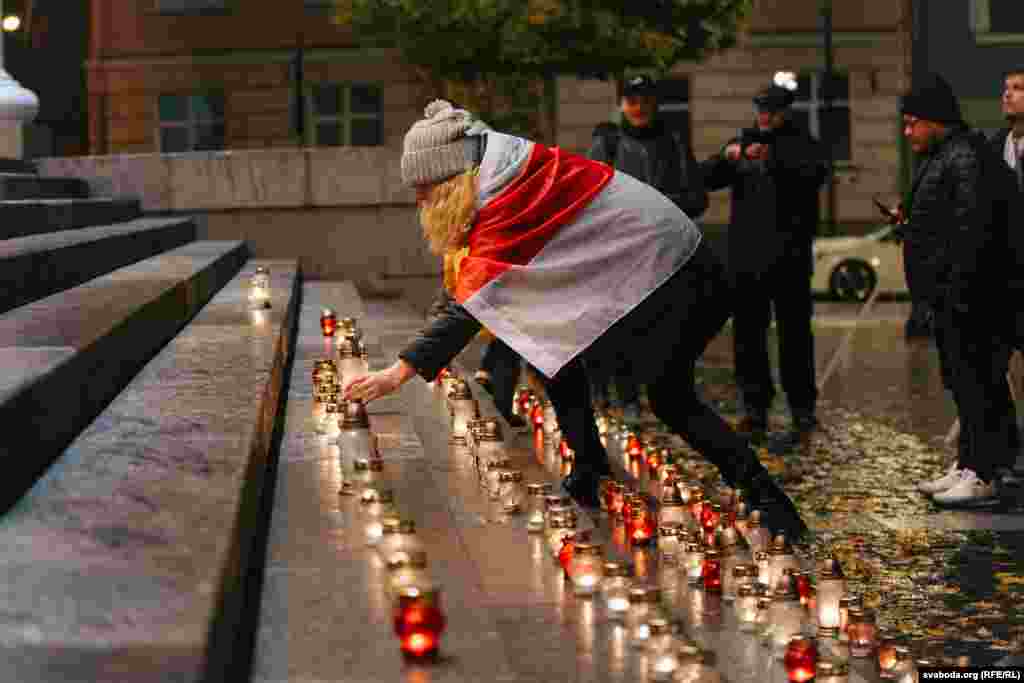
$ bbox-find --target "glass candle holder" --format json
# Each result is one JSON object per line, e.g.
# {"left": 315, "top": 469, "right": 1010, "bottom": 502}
{"left": 312, "top": 360, "right": 339, "bottom": 399}
{"left": 816, "top": 659, "right": 850, "bottom": 683}
{"left": 476, "top": 421, "right": 506, "bottom": 470}
{"left": 734, "top": 584, "right": 761, "bottom": 631}
{"left": 448, "top": 381, "right": 475, "bottom": 445}
{"left": 483, "top": 457, "right": 512, "bottom": 494}
{"left": 658, "top": 499, "right": 688, "bottom": 527}
{"left": 559, "top": 436, "right": 575, "bottom": 462}
{"left": 645, "top": 618, "right": 679, "bottom": 680}
{"left": 766, "top": 535, "right": 800, "bottom": 594}
{"left": 734, "top": 502, "right": 750, "bottom": 536}
{"left": 525, "top": 483, "right": 552, "bottom": 533}
{"left": 659, "top": 464, "right": 679, "bottom": 486}
{"left": 570, "top": 542, "right": 604, "bottom": 596}
{"left": 362, "top": 491, "right": 398, "bottom": 546}
{"left": 606, "top": 482, "right": 626, "bottom": 516}
{"left": 559, "top": 531, "right": 580, "bottom": 577}
{"left": 495, "top": 469, "right": 524, "bottom": 513}
{"left": 378, "top": 519, "right": 424, "bottom": 566}
{"left": 838, "top": 594, "right": 860, "bottom": 633}
{"left": 626, "top": 433, "right": 644, "bottom": 460}
{"left": 529, "top": 401, "right": 545, "bottom": 431}
{"left": 658, "top": 522, "right": 683, "bottom": 563}
{"left": 784, "top": 636, "right": 818, "bottom": 683}
{"left": 602, "top": 562, "right": 634, "bottom": 620}
{"left": 337, "top": 400, "right": 375, "bottom": 467}
{"left": 626, "top": 585, "right": 662, "bottom": 648}
{"left": 645, "top": 446, "right": 663, "bottom": 471}
{"left": 341, "top": 454, "right": 384, "bottom": 496}
{"left": 249, "top": 266, "right": 271, "bottom": 308}
{"left": 701, "top": 502, "right": 722, "bottom": 534}
{"left": 881, "top": 646, "right": 914, "bottom": 680}
{"left": 754, "top": 594, "right": 773, "bottom": 638}
{"left": 438, "top": 368, "right": 459, "bottom": 396}
{"left": 546, "top": 515, "right": 578, "bottom": 559}
{"left": 628, "top": 506, "right": 656, "bottom": 546}
{"left": 689, "top": 488, "right": 705, "bottom": 522}
{"left": 337, "top": 316, "right": 362, "bottom": 343}
{"left": 846, "top": 608, "right": 878, "bottom": 658}
{"left": 386, "top": 550, "right": 429, "bottom": 602}
{"left": 336, "top": 335, "right": 368, "bottom": 389}
{"left": 817, "top": 557, "right": 847, "bottom": 637}
{"left": 393, "top": 584, "right": 446, "bottom": 659}
{"left": 820, "top": 632, "right": 851, "bottom": 662}
{"left": 729, "top": 563, "right": 757, "bottom": 602}
{"left": 542, "top": 399, "right": 559, "bottom": 436}
{"left": 702, "top": 549, "right": 723, "bottom": 593}
{"left": 683, "top": 542, "right": 705, "bottom": 584}
{"left": 746, "top": 510, "right": 771, "bottom": 554}
{"left": 320, "top": 308, "right": 338, "bottom": 336}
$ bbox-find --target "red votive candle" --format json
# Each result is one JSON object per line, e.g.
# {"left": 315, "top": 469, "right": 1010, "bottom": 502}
{"left": 701, "top": 502, "right": 722, "bottom": 533}
{"left": 628, "top": 508, "right": 656, "bottom": 546}
{"left": 646, "top": 446, "right": 662, "bottom": 470}
{"left": 559, "top": 535, "right": 576, "bottom": 577}
{"left": 531, "top": 403, "right": 545, "bottom": 430}
{"left": 320, "top": 308, "right": 337, "bottom": 337}
{"left": 784, "top": 636, "right": 818, "bottom": 683}
{"left": 626, "top": 434, "right": 643, "bottom": 460}
{"left": 393, "top": 585, "right": 446, "bottom": 659}
{"left": 703, "top": 549, "right": 723, "bottom": 593}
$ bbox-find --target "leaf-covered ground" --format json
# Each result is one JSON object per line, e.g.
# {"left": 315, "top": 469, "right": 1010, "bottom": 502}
{"left": 624, "top": 362, "right": 1024, "bottom": 665}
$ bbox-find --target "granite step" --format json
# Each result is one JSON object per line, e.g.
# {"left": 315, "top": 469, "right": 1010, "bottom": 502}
{"left": 0, "top": 216, "right": 197, "bottom": 315}
{"left": 0, "top": 239, "right": 249, "bottom": 514}
{"left": 0, "top": 172, "right": 90, "bottom": 200}
{"left": 0, "top": 197, "right": 142, "bottom": 239}
{"left": 0, "top": 257, "right": 300, "bottom": 683}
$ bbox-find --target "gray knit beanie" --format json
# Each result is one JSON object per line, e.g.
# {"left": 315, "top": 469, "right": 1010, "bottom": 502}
{"left": 401, "top": 99, "right": 484, "bottom": 187}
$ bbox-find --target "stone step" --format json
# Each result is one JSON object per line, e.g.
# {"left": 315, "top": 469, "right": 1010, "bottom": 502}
{"left": 0, "top": 158, "right": 38, "bottom": 174}
{"left": 0, "top": 239, "right": 249, "bottom": 511}
{"left": 0, "top": 257, "right": 300, "bottom": 682}
{"left": 0, "top": 173, "right": 90, "bottom": 200}
{"left": 0, "top": 197, "right": 142, "bottom": 239}
{"left": 0, "top": 216, "right": 197, "bottom": 315}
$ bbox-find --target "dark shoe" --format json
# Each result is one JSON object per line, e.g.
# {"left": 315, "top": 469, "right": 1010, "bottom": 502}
{"left": 561, "top": 470, "right": 605, "bottom": 508}
{"left": 742, "top": 471, "right": 810, "bottom": 542}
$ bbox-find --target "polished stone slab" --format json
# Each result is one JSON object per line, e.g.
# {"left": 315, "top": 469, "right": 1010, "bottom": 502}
{"left": 0, "top": 258, "right": 300, "bottom": 682}
{"left": 0, "top": 216, "right": 198, "bottom": 315}
{"left": 0, "top": 240, "right": 249, "bottom": 512}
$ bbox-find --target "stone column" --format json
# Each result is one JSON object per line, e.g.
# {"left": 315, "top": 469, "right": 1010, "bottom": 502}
{"left": 0, "top": 0, "right": 38, "bottom": 158}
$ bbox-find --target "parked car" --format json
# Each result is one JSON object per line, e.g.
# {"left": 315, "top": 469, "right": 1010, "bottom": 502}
{"left": 811, "top": 225, "right": 908, "bottom": 301}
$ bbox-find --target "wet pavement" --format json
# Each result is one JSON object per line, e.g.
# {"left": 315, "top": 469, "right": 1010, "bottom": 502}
{"left": 454, "top": 299, "right": 1024, "bottom": 668}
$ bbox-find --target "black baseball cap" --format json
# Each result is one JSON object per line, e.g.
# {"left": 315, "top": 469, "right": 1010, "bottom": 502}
{"left": 623, "top": 75, "right": 658, "bottom": 97}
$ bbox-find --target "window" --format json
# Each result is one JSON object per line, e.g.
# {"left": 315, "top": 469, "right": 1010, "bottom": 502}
{"left": 971, "top": 0, "right": 1024, "bottom": 43}
{"left": 790, "top": 71, "right": 851, "bottom": 162}
{"left": 158, "top": 93, "right": 225, "bottom": 153}
{"left": 152, "top": 0, "right": 229, "bottom": 15}
{"left": 304, "top": 0, "right": 335, "bottom": 14}
{"left": 657, "top": 77, "right": 691, "bottom": 145}
{"left": 307, "top": 84, "right": 382, "bottom": 147}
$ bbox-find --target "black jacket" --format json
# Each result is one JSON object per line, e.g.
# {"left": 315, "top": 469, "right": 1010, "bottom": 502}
{"left": 701, "top": 120, "right": 827, "bottom": 275}
{"left": 588, "top": 118, "right": 708, "bottom": 219}
{"left": 988, "top": 128, "right": 1024, "bottom": 297}
{"left": 901, "top": 126, "right": 1014, "bottom": 308}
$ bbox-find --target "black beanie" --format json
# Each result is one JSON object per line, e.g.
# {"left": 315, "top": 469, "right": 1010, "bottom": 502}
{"left": 900, "top": 74, "right": 963, "bottom": 124}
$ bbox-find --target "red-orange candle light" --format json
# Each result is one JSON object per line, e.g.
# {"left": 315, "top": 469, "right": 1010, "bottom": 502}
{"left": 559, "top": 535, "right": 576, "bottom": 577}
{"left": 531, "top": 403, "right": 545, "bottom": 430}
{"left": 559, "top": 437, "right": 575, "bottom": 462}
{"left": 518, "top": 391, "right": 534, "bottom": 417}
{"left": 701, "top": 502, "right": 722, "bottom": 533}
{"left": 794, "top": 571, "right": 812, "bottom": 606}
{"left": 393, "top": 585, "right": 446, "bottom": 659}
{"left": 628, "top": 508, "right": 656, "bottom": 546}
{"left": 626, "top": 434, "right": 644, "bottom": 460}
{"left": 607, "top": 482, "right": 625, "bottom": 514}
{"left": 703, "top": 549, "right": 723, "bottom": 593}
{"left": 320, "top": 308, "right": 338, "bottom": 337}
{"left": 783, "top": 636, "right": 818, "bottom": 683}
{"left": 646, "top": 446, "right": 662, "bottom": 471}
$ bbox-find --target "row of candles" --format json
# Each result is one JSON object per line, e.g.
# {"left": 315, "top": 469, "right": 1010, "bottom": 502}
{"left": 312, "top": 313, "right": 447, "bottom": 659}
{"left": 507, "top": 381, "right": 944, "bottom": 682}
{"left": 310, "top": 311, "right": 943, "bottom": 680}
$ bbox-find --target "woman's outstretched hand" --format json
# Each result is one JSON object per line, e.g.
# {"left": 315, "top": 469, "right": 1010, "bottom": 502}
{"left": 343, "top": 359, "right": 417, "bottom": 403}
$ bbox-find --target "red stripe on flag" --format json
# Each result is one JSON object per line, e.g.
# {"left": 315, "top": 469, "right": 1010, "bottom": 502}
{"left": 454, "top": 143, "right": 613, "bottom": 303}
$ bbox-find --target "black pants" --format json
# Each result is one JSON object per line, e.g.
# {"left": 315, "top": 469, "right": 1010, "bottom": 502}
{"left": 480, "top": 338, "right": 521, "bottom": 421}
{"left": 933, "top": 302, "right": 1016, "bottom": 482}
{"left": 731, "top": 263, "right": 817, "bottom": 417}
{"left": 547, "top": 240, "right": 770, "bottom": 489}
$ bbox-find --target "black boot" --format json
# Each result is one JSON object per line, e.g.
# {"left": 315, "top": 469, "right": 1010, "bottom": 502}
{"left": 741, "top": 471, "right": 810, "bottom": 542}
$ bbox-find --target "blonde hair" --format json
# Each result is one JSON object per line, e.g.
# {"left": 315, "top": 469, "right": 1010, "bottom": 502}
{"left": 419, "top": 167, "right": 479, "bottom": 256}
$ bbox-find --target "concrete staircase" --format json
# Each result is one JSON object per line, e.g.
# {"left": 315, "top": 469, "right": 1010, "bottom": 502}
{"left": 0, "top": 167, "right": 299, "bottom": 681}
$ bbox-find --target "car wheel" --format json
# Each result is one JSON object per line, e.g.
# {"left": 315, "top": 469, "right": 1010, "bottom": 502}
{"left": 828, "top": 260, "right": 877, "bottom": 302}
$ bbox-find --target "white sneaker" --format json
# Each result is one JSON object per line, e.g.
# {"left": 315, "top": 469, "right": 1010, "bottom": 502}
{"left": 917, "top": 463, "right": 964, "bottom": 495}
{"left": 932, "top": 470, "right": 997, "bottom": 507}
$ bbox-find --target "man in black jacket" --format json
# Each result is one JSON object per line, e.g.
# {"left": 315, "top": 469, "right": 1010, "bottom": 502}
{"left": 587, "top": 74, "right": 708, "bottom": 423}
{"left": 901, "top": 74, "right": 1017, "bottom": 507}
{"left": 701, "top": 85, "right": 827, "bottom": 442}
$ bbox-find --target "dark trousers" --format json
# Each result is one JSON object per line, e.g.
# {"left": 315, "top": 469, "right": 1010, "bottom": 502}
{"left": 933, "top": 302, "right": 1016, "bottom": 481}
{"left": 480, "top": 338, "right": 521, "bottom": 421}
{"left": 731, "top": 263, "right": 817, "bottom": 417}
{"left": 550, "top": 240, "right": 769, "bottom": 489}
